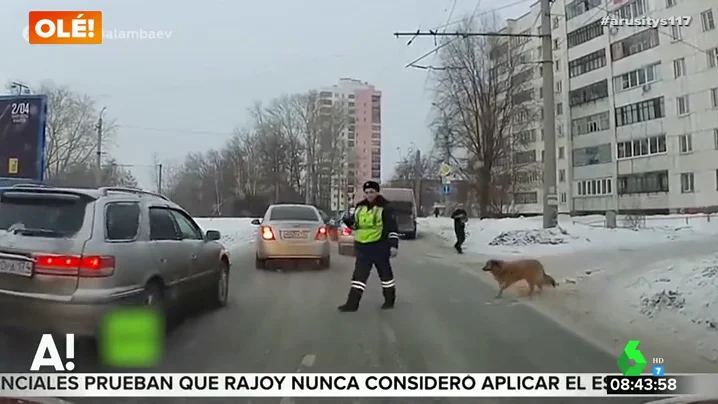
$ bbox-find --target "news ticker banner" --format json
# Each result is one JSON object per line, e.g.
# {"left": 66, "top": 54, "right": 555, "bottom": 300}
{"left": 1, "top": 373, "right": 717, "bottom": 397}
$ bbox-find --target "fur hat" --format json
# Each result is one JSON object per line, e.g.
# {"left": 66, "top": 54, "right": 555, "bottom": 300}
{"left": 363, "top": 181, "right": 380, "bottom": 192}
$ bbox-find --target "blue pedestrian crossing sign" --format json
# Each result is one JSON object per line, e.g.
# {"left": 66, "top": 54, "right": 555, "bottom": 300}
{"left": 652, "top": 365, "right": 664, "bottom": 376}
{"left": 442, "top": 184, "right": 451, "bottom": 194}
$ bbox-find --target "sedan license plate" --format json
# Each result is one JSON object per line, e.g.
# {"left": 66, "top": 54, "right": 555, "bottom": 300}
{"left": 0, "top": 258, "right": 33, "bottom": 277}
{"left": 282, "top": 230, "right": 308, "bottom": 239}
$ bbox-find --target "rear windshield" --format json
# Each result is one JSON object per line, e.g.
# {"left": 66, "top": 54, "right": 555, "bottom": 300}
{"left": 0, "top": 195, "right": 89, "bottom": 237}
{"left": 392, "top": 202, "right": 414, "bottom": 214}
{"left": 269, "top": 206, "right": 319, "bottom": 221}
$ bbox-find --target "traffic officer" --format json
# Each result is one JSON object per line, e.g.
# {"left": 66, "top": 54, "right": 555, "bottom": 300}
{"left": 337, "top": 181, "right": 400, "bottom": 312}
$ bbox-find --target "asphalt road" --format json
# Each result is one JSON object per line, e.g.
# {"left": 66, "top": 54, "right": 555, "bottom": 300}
{"left": 0, "top": 235, "right": 653, "bottom": 404}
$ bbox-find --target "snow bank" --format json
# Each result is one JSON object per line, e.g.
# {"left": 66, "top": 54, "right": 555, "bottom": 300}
{"left": 620, "top": 256, "right": 718, "bottom": 355}
{"left": 419, "top": 214, "right": 718, "bottom": 257}
{"left": 193, "top": 217, "right": 257, "bottom": 249}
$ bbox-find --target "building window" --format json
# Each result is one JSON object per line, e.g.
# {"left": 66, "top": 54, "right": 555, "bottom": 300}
{"left": 709, "top": 47, "right": 718, "bottom": 68}
{"left": 558, "top": 147, "right": 565, "bottom": 159}
{"left": 572, "top": 144, "right": 612, "bottom": 166}
{"left": 666, "top": 0, "right": 675, "bottom": 7}
{"left": 554, "top": 38, "right": 561, "bottom": 50}
{"left": 617, "top": 0, "right": 648, "bottom": 19}
{"left": 677, "top": 95, "right": 690, "bottom": 116}
{"left": 617, "top": 170, "right": 669, "bottom": 194}
{"left": 568, "top": 49, "right": 606, "bottom": 78}
{"left": 556, "top": 80, "right": 562, "bottom": 93}
{"left": 569, "top": 79, "right": 609, "bottom": 107}
{"left": 610, "top": 29, "right": 659, "bottom": 61}
{"left": 514, "top": 150, "right": 537, "bottom": 164}
{"left": 556, "top": 103, "right": 563, "bottom": 115}
{"left": 615, "top": 97, "right": 664, "bottom": 126}
{"left": 680, "top": 173, "right": 695, "bottom": 193}
{"left": 714, "top": 128, "right": 718, "bottom": 149}
{"left": 670, "top": 26, "right": 682, "bottom": 41}
{"left": 567, "top": 20, "right": 603, "bottom": 48}
{"left": 575, "top": 178, "right": 613, "bottom": 196}
{"left": 516, "top": 129, "right": 537, "bottom": 143}
{"left": 514, "top": 192, "right": 538, "bottom": 204}
{"left": 614, "top": 62, "right": 660, "bottom": 92}
{"left": 559, "top": 169, "right": 566, "bottom": 182}
{"left": 616, "top": 134, "right": 666, "bottom": 159}
{"left": 552, "top": 16, "right": 560, "bottom": 29}
{"left": 716, "top": 169, "right": 718, "bottom": 189}
{"left": 560, "top": 192, "right": 567, "bottom": 203}
{"left": 673, "top": 58, "right": 686, "bottom": 78}
{"left": 557, "top": 123, "right": 564, "bottom": 137}
{"left": 572, "top": 111, "right": 610, "bottom": 136}
{"left": 711, "top": 88, "right": 718, "bottom": 108}
{"left": 679, "top": 134, "right": 693, "bottom": 153}
{"left": 702, "top": 9, "right": 715, "bottom": 31}
{"left": 566, "top": 0, "right": 601, "bottom": 20}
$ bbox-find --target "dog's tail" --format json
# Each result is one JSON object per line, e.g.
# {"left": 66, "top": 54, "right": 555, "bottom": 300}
{"left": 543, "top": 273, "right": 557, "bottom": 287}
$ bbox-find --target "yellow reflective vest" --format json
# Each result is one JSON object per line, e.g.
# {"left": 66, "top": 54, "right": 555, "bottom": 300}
{"left": 354, "top": 205, "right": 384, "bottom": 244}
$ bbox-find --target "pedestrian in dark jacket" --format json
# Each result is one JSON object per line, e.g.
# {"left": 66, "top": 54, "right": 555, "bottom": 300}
{"left": 338, "top": 181, "right": 400, "bottom": 312}
{"left": 433, "top": 207, "right": 440, "bottom": 218}
{"left": 450, "top": 204, "right": 468, "bottom": 254}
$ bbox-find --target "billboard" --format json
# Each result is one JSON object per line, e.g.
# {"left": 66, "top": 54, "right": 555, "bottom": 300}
{"left": 0, "top": 95, "right": 48, "bottom": 181}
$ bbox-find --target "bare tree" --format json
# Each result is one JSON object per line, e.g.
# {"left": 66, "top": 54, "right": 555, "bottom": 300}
{"left": 391, "top": 147, "right": 440, "bottom": 181}
{"left": 38, "top": 82, "right": 116, "bottom": 181}
{"left": 431, "top": 16, "right": 541, "bottom": 217}
{"left": 291, "top": 91, "right": 321, "bottom": 203}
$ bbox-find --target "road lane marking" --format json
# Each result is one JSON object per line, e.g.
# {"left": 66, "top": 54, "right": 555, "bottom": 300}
{"left": 280, "top": 353, "right": 317, "bottom": 404}
{"left": 300, "top": 353, "right": 316, "bottom": 368}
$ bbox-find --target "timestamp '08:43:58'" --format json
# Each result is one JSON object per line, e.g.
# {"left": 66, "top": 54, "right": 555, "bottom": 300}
{"left": 604, "top": 376, "right": 680, "bottom": 395}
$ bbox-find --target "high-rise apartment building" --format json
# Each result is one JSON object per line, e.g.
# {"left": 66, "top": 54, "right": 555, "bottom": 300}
{"left": 494, "top": 0, "right": 718, "bottom": 214}
{"left": 318, "top": 78, "right": 381, "bottom": 211}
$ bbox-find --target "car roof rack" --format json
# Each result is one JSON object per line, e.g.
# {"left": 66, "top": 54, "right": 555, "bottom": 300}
{"left": 99, "top": 186, "right": 169, "bottom": 201}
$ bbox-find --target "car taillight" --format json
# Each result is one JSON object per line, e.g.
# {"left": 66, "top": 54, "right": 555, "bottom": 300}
{"left": 34, "top": 254, "right": 115, "bottom": 277}
{"left": 261, "top": 225, "right": 275, "bottom": 240}
{"left": 315, "top": 226, "right": 327, "bottom": 240}
{"left": 342, "top": 227, "right": 352, "bottom": 236}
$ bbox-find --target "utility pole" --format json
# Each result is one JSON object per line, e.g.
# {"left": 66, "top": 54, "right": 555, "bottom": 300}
{"left": 9, "top": 82, "right": 30, "bottom": 95}
{"left": 95, "top": 107, "right": 106, "bottom": 187}
{"left": 540, "top": 0, "right": 558, "bottom": 228}
{"left": 157, "top": 163, "right": 163, "bottom": 194}
{"left": 413, "top": 149, "right": 421, "bottom": 212}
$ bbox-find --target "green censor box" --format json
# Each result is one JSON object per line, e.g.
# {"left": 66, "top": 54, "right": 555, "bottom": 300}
{"left": 99, "top": 308, "right": 163, "bottom": 368}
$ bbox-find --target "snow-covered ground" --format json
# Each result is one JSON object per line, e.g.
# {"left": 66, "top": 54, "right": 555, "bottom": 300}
{"left": 419, "top": 214, "right": 718, "bottom": 257}
{"left": 421, "top": 214, "right": 718, "bottom": 368}
{"left": 194, "top": 217, "right": 257, "bottom": 249}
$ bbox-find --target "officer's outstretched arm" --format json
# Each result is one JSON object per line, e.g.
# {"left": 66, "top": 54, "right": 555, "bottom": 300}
{"left": 342, "top": 210, "right": 356, "bottom": 229}
{"left": 384, "top": 207, "right": 400, "bottom": 249}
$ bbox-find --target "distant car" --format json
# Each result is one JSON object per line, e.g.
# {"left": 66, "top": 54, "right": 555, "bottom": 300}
{"left": 252, "top": 204, "right": 331, "bottom": 269}
{"left": 0, "top": 186, "right": 231, "bottom": 337}
{"left": 382, "top": 188, "right": 418, "bottom": 239}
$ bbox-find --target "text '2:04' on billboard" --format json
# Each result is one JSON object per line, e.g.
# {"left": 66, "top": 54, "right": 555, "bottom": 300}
{"left": 0, "top": 95, "right": 48, "bottom": 181}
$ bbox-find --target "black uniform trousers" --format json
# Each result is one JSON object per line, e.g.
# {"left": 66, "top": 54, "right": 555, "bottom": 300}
{"left": 342, "top": 242, "right": 395, "bottom": 309}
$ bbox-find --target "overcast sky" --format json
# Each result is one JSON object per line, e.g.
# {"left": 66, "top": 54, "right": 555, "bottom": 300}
{"left": 0, "top": 0, "right": 530, "bottom": 188}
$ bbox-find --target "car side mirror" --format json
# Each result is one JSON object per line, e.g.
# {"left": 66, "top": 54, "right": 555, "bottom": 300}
{"left": 205, "top": 230, "right": 221, "bottom": 241}
{"left": 250, "top": 219, "right": 261, "bottom": 225}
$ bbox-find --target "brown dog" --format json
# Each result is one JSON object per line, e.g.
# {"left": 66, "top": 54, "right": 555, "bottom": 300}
{"left": 482, "top": 259, "right": 557, "bottom": 298}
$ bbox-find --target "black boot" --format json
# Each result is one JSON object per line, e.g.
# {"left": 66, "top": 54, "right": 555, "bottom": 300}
{"left": 338, "top": 288, "right": 363, "bottom": 312}
{"left": 381, "top": 287, "right": 396, "bottom": 310}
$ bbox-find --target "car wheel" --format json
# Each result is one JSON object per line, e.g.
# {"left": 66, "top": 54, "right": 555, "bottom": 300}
{"left": 319, "top": 255, "right": 331, "bottom": 269}
{"left": 255, "top": 255, "right": 266, "bottom": 270}
{"left": 209, "top": 260, "right": 230, "bottom": 309}
{"left": 143, "top": 280, "right": 171, "bottom": 333}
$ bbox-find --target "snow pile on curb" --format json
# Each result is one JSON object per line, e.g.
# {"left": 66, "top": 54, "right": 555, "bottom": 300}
{"left": 488, "top": 227, "right": 578, "bottom": 247}
{"left": 419, "top": 213, "right": 718, "bottom": 257}
{"left": 194, "top": 217, "right": 258, "bottom": 249}
{"left": 629, "top": 259, "right": 718, "bottom": 332}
